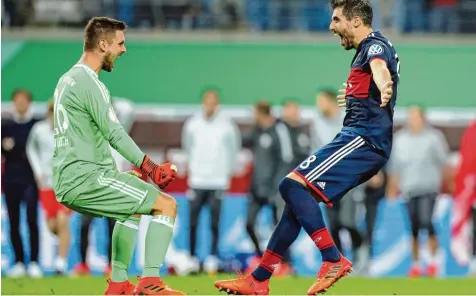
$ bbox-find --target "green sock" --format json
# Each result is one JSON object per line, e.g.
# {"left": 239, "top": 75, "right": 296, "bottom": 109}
{"left": 142, "top": 215, "right": 175, "bottom": 277}
{"left": 111, "top": 217, "right": 140, "bottom": 282}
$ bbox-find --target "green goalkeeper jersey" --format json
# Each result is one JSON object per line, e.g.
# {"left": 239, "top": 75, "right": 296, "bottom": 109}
{"left": 52, "top": 64, "right": 145, "bottom": 199}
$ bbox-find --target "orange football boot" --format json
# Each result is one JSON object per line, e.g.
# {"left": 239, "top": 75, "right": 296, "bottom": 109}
{"left": 104, "top": 278, "right": 135, "bottom": 295}
{"left": 307, "top": 254, "right": 352, "bottom": 295}
{"left": 214, "top": 270, "right": 270, "bottom": 295}
{"left": 133, "top": 276, "right": 185, "bottom": 295}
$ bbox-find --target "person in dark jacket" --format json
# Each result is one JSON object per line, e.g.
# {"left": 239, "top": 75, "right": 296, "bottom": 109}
{"left": 1, "top": 89, "right": 42, "bottom": 277}
{"left": 243, "top": 100, "right": 293, "bottom": 272}
{"left": 271, "top": 99, "right": 310, "bottom": 276}
{"left": 275, "top": 100, "right": 310, "bottom": 216}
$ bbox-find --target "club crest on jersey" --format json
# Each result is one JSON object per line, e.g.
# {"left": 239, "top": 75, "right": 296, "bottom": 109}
{"left": 368, "top": 44, "right": 383, "bottom": 56}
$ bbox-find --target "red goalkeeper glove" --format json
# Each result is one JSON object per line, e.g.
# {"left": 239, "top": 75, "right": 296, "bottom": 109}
{"left": 140, "top": 156, "right": 177, "bottom": 189}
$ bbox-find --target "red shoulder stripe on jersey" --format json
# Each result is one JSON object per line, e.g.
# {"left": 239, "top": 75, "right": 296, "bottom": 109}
{"left": 346, "top": 67, "right": 372, "bottom": 99}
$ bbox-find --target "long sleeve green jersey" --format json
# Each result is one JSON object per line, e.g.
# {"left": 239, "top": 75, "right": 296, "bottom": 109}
{"left": 52, "top": 64, "right": 145, "bottom": 198}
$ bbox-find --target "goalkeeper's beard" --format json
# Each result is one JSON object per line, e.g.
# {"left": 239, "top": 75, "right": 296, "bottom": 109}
{"left": 102, "top": 53, "right": 115, "bottom": 72}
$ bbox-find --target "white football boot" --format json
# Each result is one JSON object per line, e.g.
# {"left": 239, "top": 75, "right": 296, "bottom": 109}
{"left": 27, "top": 262, "right": 44, "bottom": 278}
{"left": 7, "top": 262, "right": 26, "bottom": 278}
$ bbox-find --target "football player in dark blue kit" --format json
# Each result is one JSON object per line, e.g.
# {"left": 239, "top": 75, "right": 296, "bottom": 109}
{"left": 214, "top": 0, "right": 399, "bottom": 294}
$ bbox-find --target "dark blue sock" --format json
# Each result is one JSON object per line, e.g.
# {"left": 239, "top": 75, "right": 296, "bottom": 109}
{"left": 252, "top": 204, "right": 301, "bottom": 281}
{"left": 278, "top": 177, "right": 340, "bottom": 262}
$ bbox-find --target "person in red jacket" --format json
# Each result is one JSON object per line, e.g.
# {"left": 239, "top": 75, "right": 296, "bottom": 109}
{"left": 451, "top": 120, "right": 476, "bottom": 274}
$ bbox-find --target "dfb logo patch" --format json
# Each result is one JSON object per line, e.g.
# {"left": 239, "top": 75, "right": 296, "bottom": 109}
{"left": 368, "top": 44, "right": 383, "bottom": 56}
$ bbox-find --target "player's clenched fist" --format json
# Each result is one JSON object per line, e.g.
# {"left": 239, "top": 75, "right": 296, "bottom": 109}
{"left": 380, "top": 81, "right": 393, "bottom": 107}
{"left": 140, "top": 156, "right": 178, "bottom": 189}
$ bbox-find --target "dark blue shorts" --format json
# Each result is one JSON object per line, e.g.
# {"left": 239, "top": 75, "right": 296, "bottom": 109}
{"left": 293, "top": 131, "right": 388, "bottom": 205}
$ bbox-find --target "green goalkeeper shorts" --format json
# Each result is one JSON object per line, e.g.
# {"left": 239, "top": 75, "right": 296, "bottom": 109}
{"left": 59, "top": 169, "right": 159, "bottom": 221}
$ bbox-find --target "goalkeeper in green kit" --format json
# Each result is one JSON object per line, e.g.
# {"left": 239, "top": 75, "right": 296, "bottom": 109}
{"left": 52, "top": 17, "right": 184, "bottom": 295}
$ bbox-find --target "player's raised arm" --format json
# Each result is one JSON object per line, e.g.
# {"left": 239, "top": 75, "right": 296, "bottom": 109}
{"left": 84, "top": 87, "right": 177, "bottom": 189}
{"left": 370, "top": 57, "right": 393, "bottom": 108}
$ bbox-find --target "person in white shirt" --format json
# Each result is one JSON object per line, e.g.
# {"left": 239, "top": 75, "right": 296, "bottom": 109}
{"left": 182, "top": 89, "right": 241, "bottom": 274}
{"left": 26, "top": 100, "right": 70, "bottom": 275}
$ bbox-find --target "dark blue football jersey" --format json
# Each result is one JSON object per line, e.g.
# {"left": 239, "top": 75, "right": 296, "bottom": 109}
{"left": 343, "top": 31, "right": 400, "bottom": 159}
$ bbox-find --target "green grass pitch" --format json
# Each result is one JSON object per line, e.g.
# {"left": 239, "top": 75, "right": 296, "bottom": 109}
{"left": 2, "top": 275, "right": 476, "bottom": 295}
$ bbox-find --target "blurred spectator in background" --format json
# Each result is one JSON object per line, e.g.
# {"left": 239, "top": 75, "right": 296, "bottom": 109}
{"left": 81, "top": 0, "right": 102, "bottom": 24}
{"left": 212, "top": 0, "right": 243, "bottom": 29}
{"left": 430, "top": 0, "right": 459, "bottom": 33}
{"left": 150, "top": 0, "right": 200, "bottom": 29}
{"left": 387, "top": 105, "right": 449, "bottom": 278}
{"left": 302, "top": 0, "right": 332, "bottom": 31}
{"left": 245, "top": 0, "right": 331, "bottom": 32}
{"left": 73, "top": 216, "right": 115, "bottom": 276}
{"left": 310, "top": 89, "right": 364, "bottom": 270}
{"left": 245, "top": 0, "right": 270, "bottom": 31}
{"left": 4, "top": 0, "right": 470, "bottom": 33}
{"left": 310, "top": 89, "right": 344, "bottom": 151}
{"left": 182, "top": 89, "right": 241, "bottom": 274}
{"left": 269, "top": 0, "right": 300, "bottom": 31}
{"left": 327, "top": 187, "right": 365, "bottom": 271}
{"left": 72, "top": 98, "right": 137, "bottom": 276}
{"left": 26, "top": 100, "right": 70, "bottom": 275}
{"left": 3, "top": 0, "right": 33, "bottom": 27}
{"left": 277, "top": 100, "right": 310, "bottom": 215}
{"left": 363, "top": 170, "right": 386, "bottom": 264}
{"left": 1, "top": 89, "right": 41, "bottom": 277}
{"left": 393, "top": 0, "right": 427, "bottom": 33}
{"left": 369, "top": 0, "right": 383, "bottom": 30}
{"left": 451, "top": 120, "right": 476, "bottom": 275}
{"left": 269, "top": 99, "right": 310, "bottom": 277}
{"left": 1, "top": 0, "right": 8, "bottom": 27}
{"left": 243, "top": 100, "right": 292, "bottom": 273}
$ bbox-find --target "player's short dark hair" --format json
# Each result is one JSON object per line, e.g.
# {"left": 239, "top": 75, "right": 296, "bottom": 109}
{"left": 254, "top": 100, "right": 272, "bottom": 116}
{"left": 84, "top": 17, "right": 127, "bottom": 51}
{"left": 318, "top": 88, "right": 338, "bottom": 102}
{"left": 331, "top": 0, "right": 373, "bottom": 26}
{"left": 11, "top": 88, "right": 32, "bottom": 101}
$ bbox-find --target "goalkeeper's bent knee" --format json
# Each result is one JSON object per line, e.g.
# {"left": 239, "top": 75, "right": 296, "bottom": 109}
{"left": 151, "top": 192, "right": 178, "bottom": 218}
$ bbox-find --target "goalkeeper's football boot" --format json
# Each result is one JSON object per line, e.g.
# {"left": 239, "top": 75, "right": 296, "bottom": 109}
{"left": 307, "top": 254, "right": 352, "bottom": 295}
{"left": 104, "top": 278, "right": 135, "bottom": 295}
{"left": 133, "top": 276, "right": 185, "bottom": 295}
{"left": 214, "top": 270, "right": 270, "bottom": 295}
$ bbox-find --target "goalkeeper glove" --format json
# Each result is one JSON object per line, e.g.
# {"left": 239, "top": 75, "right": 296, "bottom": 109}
{"left": 140, "top": 156, "right": 177, "bottom": 189}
